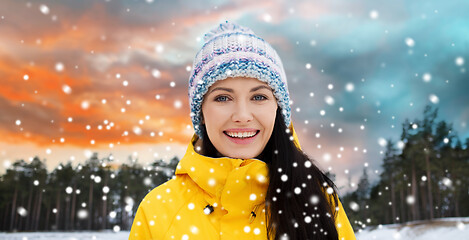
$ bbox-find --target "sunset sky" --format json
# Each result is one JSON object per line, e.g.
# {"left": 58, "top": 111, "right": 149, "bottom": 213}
{"left": 1, "top": 0, "right": 468, "bottom": 191}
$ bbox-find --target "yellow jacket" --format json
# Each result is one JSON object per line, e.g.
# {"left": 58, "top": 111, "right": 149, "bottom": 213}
{"left": 129, "top": 127, "right": 356, "bottom": 240}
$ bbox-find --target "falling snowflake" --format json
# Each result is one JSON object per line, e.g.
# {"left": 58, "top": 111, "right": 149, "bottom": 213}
{"left": 62, "top": 85, "right": 72, "bottom": 94}
{"left": 152, "top": 69, "right": 161, "bottom": 78}
{"left": 442, "top": 177, "right": 452, "bottom": 187}
{"left": 378, "top": 138, "right": 387, "bottom": 147}
{"left": 263, "top": 13, "right": 272, "bottom": 22}
{"left": 310, "top": 195, "right": 319, "bottom": 205}
{"left": 322, "top": 153, "right": 331, "bottom": 162}
{"left": 190, "top": 225, "right": 199, "bottom": 234}
{"left": 39, "top": 4, "right": 50, "bottom": 15}
{"left": 55, "top": 62, "right": 64, "bottom": 72}
{"left": 345, "top": 83, "right": 355, "bottom": 92}
{"left": 133, "top": 126, "right": 142, "bottom": 135}
{"left": 406, "top": 195, "right": 415, "bottom": 205}
{"left": 422, "top": 73, "right": 432, "bottom": 82}
{"left": 174, "top": 100, "right": 182, "bottom": 109}
{"left": 455, "top": 57, "right": 464, "bottom": 66}
{"left": 81, "top": 100, "right": 90, "bottom": 109}
{"left": 155, "top": 44, "right": 164, "bottom": 53}
{"left": 188, "top": 203, "right": 195, "bottom": 210}
{"left": 405, "top": 37, "right": 415, "bottom": 47}
{"left": 208, "top": 178, "right": 216, "bottom": 186}
{"left": 369, "top": 10, "right": 379, "bottom": 19}
{"left": 144, "top": 177, "right": 152, "bottom": 186}
{"left": 94, "top": 176, "right": 102, "bottom": 183}
{"left": 324, "top": 96, "right": 335, "bottom": 105}
{"left": 349, "top": 201, "right": 359, "bottom": 211}
{"left": 281, "top": 174, "right": 288, "bottom": 182}
{"left": 257, "top": 174, "right": 266, "bottom": 183}
{"left": 429, "top": 94, "right": 439, "bottom": 104}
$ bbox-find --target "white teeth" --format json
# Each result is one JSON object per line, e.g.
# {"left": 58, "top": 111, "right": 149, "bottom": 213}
{"left": 226, "top": 131, "right": 257, "bottom": 138}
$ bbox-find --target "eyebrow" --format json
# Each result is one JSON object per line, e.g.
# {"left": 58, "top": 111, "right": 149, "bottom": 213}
{"left": 208, "top": 85, "right": 271, "bottom": 95}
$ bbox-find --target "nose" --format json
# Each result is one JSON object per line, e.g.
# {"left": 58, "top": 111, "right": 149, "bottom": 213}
{"left": 231, "top": 100, "right": 253, "bottom": 123}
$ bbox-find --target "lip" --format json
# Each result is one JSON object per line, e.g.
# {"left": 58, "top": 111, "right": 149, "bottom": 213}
{"left": 223, "top": 129, "right": 260, "bottom": 145}
{"left": 224, "top": 128, "right": 259, "bottom": 132}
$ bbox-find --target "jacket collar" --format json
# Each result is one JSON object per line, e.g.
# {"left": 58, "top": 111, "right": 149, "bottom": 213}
{"left": 175, "top": 134, "right": 267, "bottom": 199}
{"left": 175, "top": 125, "right": 301, "bottom": 208}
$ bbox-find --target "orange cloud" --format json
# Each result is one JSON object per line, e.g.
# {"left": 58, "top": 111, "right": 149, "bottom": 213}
{"left": 0, "top": 0, "right": 306, "bottom": 151}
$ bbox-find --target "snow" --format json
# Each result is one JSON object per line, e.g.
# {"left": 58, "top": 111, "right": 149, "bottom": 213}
{"left": 0, "top": 231, "right": 129, "bottom": 240}
{"left": 1, "top": 218, "right": 468, "bottom": 240}
{"left": 357, "top": 217, "right": 469, "bottom": 240}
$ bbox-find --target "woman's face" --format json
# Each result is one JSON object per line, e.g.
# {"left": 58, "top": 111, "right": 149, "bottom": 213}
{"left": 201, "top": 77, "right": 278, "bottom": 159}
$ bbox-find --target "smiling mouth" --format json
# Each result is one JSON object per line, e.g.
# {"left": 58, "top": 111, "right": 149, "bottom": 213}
{"left": 223, "top": 130, "right": 260, "bottom": 139}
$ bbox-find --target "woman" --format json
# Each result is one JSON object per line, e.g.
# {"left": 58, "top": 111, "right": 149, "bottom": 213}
{"left": 130, "top": 21, "right": 356, "bottom": 240}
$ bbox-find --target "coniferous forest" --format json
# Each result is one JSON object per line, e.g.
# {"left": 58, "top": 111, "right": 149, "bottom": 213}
{"left": 0, "top": 155, "right": 179, "bottom": 232}
{"left": 342, "top": 106, "right": 469, "bottom": 230}
{"left": 0, "top": 105, "right": 468, "bottom": 232}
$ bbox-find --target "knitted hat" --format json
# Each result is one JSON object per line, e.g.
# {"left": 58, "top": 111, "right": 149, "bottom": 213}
{"left": 188, "top": 21, "right": 291, "bottom": 138}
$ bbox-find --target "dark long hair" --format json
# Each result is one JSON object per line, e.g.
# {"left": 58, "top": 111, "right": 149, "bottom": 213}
{"left": 200, "top": 108, "right": 339, "bottom": 240}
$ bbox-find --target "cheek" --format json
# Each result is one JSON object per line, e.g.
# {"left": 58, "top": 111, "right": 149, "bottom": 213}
{"left": 257, "top": 104, "right": 277, "bottom": 130}
{"left": 202, "top": 105, "right": 224, "bottom": 130}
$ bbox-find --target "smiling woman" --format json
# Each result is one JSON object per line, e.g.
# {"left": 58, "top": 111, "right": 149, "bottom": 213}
{"left": 129, "top": 21, "right": 356, "bottom": 240}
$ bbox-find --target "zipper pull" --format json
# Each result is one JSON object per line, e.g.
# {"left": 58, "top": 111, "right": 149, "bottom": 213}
{"left": 249, "top": 205, "right": 259, "bottom": 224}
{"left": 249, "top": 211, "right": 257, "bottom": 223}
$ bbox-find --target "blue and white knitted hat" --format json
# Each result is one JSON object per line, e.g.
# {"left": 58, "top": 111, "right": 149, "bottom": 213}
{"left": 188, "top": 21, "right": 291, "bottom": 138}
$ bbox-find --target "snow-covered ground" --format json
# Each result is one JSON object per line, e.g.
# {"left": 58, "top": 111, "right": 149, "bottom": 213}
{"left": 0, "top": 231, "right": 130, "bottom": 240}
{"left": 1, "top": 218, "right": 468, "bottom": 240}
{"left": 357, "top": 217, "right": 469, "bottom": 240}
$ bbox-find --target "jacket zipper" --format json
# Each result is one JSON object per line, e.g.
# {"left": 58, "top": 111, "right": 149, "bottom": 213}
{"left": 249, "top": 204, "right": 260, "bottom": 224}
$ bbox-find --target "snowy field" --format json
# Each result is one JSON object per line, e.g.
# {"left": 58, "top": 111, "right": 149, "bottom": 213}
{"left": 1, "top": 218, "right": 468, "bottom": 240}
{"left": 0, "top": 231, "right": 130, "bottom": 240}
{"left": 356, "top": 217, "right": 469, "bottom": 240}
